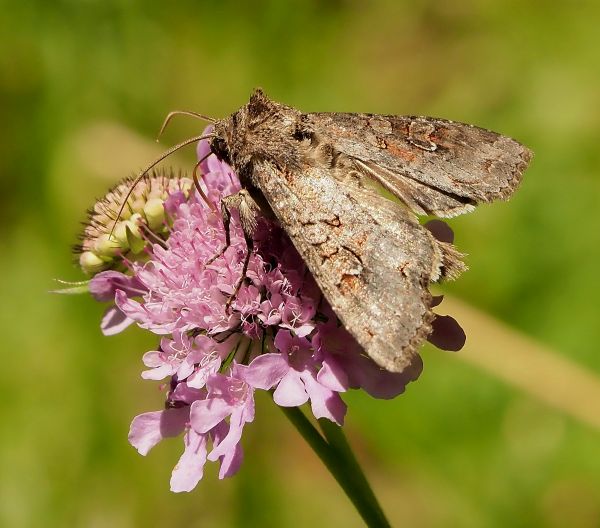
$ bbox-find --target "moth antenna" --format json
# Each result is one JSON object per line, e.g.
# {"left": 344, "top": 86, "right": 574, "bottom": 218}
{"left": 110, "top": 133, "right": 214, "bottom": 237}
{"left": 156, "top": 111, "right": 216, "bottom": 142}
{"left": 193, "top": 152, "right": 219, "bottom": 212}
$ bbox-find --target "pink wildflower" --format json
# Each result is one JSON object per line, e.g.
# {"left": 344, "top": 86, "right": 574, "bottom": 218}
{"left": 84, "top": 135, "right": 464, "bottom": 491}
{"left": 141, "top": 331, "right": 231, "bottom": 385}
{"left": 128, "top": 381, "right": 243, "bottom": 492}
{"left": 190, "top": 365, "right": 255, "bottom": 464}
{"left": 245, "top": 330, "right": 347, "bottom": 424}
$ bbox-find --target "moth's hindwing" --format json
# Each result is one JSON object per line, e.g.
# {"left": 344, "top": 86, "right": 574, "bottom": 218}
{"left": 251, "top": 159, "right": 450, "bottom": 372}
{"left": 303, "top": 113, "right": 532, "bottom": 217}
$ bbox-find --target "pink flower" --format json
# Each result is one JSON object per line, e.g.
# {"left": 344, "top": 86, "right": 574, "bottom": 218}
{"left": 89, "top": 271, "right": 146, "bottom": 335}
{"left": 128, "top": 397, "right": 243, "bottom": 492}
{"left": 127, "top": 401, "right": 212, "bottom": 492}
{"left": 129, "top": 408, "right": 189, "bottom": 457}
{"left": 279, "top": 296, "right": 317, "bottom": 337}
{"left": 314, "top": 312, "right": 423, "bottom": 399}
{"left": 89, "top": 270, "right": 146, "bottom": 302}
{"left": 141, "top": 331, "right": 231, "bottom": 386}
{"left": 190, "top": 365, "right": 254, "bottom": 465}
{"left": 169, "top": 421, "right": 243, "bottom": 492}
{"left": 245, "top": 330, "right": 347, "bottom": 425}
{"left": 80, "top": 132, "right": 465, "bottom": 491}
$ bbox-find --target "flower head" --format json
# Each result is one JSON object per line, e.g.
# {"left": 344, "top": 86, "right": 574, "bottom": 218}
{"left": 81, "top": 134, "right": 464, "bottom": 491}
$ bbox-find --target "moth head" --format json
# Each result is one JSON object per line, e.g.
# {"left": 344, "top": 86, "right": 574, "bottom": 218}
{"left": 211, "top": 109, "right": 249, "bottom": 169}
{"left": 212, "top": 89, "right": 299, "bottom": 172}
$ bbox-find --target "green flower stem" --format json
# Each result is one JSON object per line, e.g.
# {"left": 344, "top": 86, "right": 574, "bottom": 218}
{"left": 280, "top": 406, "right": 391, "bottom": 527}
{"left": 318, "top": 418, "right": 390, "bottom": 526}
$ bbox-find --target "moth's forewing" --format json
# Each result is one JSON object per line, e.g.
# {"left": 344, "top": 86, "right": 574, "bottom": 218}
{"left": 219, "top": 91, "right": 531, "bottom": 372}
{"left": 250, "top": 159, "right": 444, "bottom": 372}
{"left": 303, "top": 113, "right": 532, "bottom": 217}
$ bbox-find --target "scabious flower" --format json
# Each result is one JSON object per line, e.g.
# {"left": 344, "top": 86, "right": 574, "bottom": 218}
{"left": 78, "top": 137, "right": 465, "bottom": 491}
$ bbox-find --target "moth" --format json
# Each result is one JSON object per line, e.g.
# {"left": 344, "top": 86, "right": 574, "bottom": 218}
{"left": 127, "top": 89, "right": 532, "bottom": 373}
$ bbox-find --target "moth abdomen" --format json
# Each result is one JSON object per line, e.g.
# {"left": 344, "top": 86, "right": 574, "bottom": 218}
{"left": 432, "top": 240, "right": 467, "bottom": 282}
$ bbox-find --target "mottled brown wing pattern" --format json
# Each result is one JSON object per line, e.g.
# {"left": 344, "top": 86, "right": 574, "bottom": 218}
{"left": 250, "top": 158, "right": 450, "bottom": 372}
{"left": 302, "top": 113, "right": 532, "bottom": 217}
{"left": 214, "top": 91, "right": 529, "bottom": 372}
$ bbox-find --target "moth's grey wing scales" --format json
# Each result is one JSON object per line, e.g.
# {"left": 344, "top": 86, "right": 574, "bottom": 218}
{"left": 250, "top": 159, "right": 445, "bottom": 373}
{"left": 302, "top": 113, "right": 532, "bottom": 217}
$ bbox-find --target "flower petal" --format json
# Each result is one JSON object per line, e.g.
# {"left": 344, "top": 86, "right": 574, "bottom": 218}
{"left": 317, "top": 356, "right": 349, "bottom": 392}
{"left": 273, "top": 329, "right": 293, "bottom": 353}
{"left": 89, "top": 271, "right": 145, "bottom": 301}
{"left": 141, "top": 363, "right": 174, "bottom": 381}
{"left": 424, "top": 219, "right": 454, "bottom": 243}
{"left": 212, "top": 421, "right": 244, "bottom": 479}
{"left": 128, "top": 408, "right": 188, "bottom": 456}
{"left": 245, "top": 353, "right": 288, "bottom": 390}
{"left": 273, "top": 372, "right": 308, "bottom": 407}
{"left": 170, "top": 383, "right": 204, "bottom": 405}
{"left": 208, "top": 398, "right": 254, "bottom": 462}
{"left": 293, "top": 323, "right": 315, "bottom": 338}
{"left": 100, "top": 305, "right": 134, "bottom": 336}
{"left": 190, "top": 398, "right": 232, "bottom": 434}
{"left": 141, "top": 351, "right": 163, "bottom": 368}
{"left": 186, "top": 363, "right": 218, "bottom": 389}
{"left": 431, "top": 295, "right": 444, "bottom": 308}
{"left": 302, "top": 373, "right": 347, "bottom": 425}
{"left": 170, "top": 429, "right": 208, "bottom": 492}
{"left": 356, "top": 355, "right": 423, "bottom": 400}
{"left": 427, "top": 315, "right": 466, "bottom": 351}
{"left": 176, "top": 360, "right": 195, "bottom": 381}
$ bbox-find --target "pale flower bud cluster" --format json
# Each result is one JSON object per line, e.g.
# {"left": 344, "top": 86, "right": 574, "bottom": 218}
{"left": 76, "top": 170, "right": 193, "bottom": 274}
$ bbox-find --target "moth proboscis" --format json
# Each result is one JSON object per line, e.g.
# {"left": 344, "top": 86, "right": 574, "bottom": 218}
{"left": 118, "top": 89, "right": 532, "bottom": 373}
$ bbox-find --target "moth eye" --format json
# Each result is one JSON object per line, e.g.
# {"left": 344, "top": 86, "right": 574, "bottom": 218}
{"left": 211, "top": 138, "right": 231, "bottom": 164}
{"left": 293, "top": 129, "right": 313, "bottom": 143}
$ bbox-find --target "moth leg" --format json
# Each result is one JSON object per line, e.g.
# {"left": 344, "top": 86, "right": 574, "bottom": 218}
{"left": 204, "top": 201, "right": 232, "bottom": 266}
{"left": 224, "top": 189, "right": 261, "bottom": 236}
{"left": 205, "top": 189, "right": 260, "bottom": 266}
{"left": 203, "top": 189, "right": 261, "bottom": 313}
{"left": 225, "top": 234, "right": 254, "bottom": 314}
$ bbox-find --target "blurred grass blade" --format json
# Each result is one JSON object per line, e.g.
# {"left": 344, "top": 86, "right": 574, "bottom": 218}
{"left": 444, "top": 296, "right": 600, "bottom": 431}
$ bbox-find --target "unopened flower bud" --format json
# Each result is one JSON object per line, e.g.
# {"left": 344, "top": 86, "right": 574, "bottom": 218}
{"left": 113, "top": 221, "right": 131, "bottom": 249}
{"left": 130, "top": 197, "right": 146, "bottom": 215}
{"left": 144, "top": 198, "right": 166, "bottom": 230}
{"left": 94, "top": 233, "right": 120, "bottom": 258}
{"left": 125, "top": 214, "right": 146, "bottom": 254}
{"left": 80, "top": 251, "right": 107, "bottom": 274}
{"left": 114, "top": 215, "right": 144, "bottom": 252}
{"left": 180, "top": 179, "right": 193, "bottom": 195}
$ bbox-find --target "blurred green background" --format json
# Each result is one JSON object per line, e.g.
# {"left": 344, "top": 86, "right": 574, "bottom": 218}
{"left": 2, "top": 1, "right": 600, "bottom": 526}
